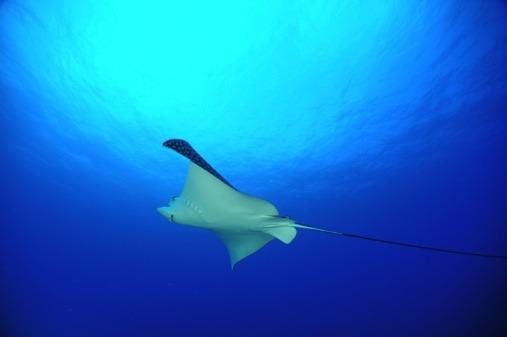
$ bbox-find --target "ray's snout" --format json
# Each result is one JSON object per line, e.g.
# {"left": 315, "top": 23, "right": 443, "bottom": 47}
{"left": 157, "top": 206, "right": 171, "bottom": 217}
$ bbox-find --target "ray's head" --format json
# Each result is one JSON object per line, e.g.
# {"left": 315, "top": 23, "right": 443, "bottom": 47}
{"left": 157, "top": 196, "right": 199, "bottom": 226}
{"left": 157, "top": 197, "right": 180, "bottom": 223}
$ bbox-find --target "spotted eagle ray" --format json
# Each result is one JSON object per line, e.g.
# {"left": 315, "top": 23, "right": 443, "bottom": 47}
{"left": 157, "top": 139, "right": 507, "bottom": 268}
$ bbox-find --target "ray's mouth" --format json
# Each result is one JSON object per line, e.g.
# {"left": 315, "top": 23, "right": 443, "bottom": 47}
{"left": 157, "top": 206, "right": 176, "bottom": 222}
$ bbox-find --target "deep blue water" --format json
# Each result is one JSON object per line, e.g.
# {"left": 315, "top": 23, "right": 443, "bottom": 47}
{"left": 1, "top": 1, "right": 507, "bottom": 336}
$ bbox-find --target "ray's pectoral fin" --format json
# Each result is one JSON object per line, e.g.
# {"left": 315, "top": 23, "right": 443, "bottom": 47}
{"left": 181, "top": 161, "right": 278, "bottom": 217}
{"left": 213, "top": 224, "right": 297, "bottom": 268}
{"left": 163, "top": 139, "right": 234, "bottom": 188}
{"left": 213, "top": 230, "right": 274, "bottom": 268}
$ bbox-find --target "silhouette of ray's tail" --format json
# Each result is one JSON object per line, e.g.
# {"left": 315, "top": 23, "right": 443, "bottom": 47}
{"left": 289, "top": 223, "right": 507, "bottom": 260}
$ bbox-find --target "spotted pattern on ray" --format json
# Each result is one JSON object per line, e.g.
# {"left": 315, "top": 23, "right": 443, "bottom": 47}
{"left": 163, "top": 139, "right": 235, "bottom": 189}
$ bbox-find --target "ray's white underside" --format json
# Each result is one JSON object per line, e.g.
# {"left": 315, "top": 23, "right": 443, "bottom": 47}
{"left": 158, "top": 162, "right": 297, "bottom": 267}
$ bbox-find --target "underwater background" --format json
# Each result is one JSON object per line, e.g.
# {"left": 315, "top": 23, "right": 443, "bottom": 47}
{"left": 1, "top": 0, "right": 507, "bottom": 336}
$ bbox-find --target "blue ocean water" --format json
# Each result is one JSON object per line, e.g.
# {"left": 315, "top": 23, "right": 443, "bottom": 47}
{"left": 1, "top": 0, "right": 507, "bottom": 336}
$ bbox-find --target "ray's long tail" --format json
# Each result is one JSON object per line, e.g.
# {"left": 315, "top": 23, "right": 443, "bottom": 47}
{"left": 283, "top": 223, "right": 507, "bottom": 260}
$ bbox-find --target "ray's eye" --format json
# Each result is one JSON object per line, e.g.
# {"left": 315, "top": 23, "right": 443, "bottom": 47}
{"left": 170, "top": 214, "right": 174, "bottom": 222}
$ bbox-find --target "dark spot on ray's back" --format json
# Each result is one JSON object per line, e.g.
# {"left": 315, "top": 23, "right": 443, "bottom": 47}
{"left": 163, "top": 139, "right": 235, "bottom": 189}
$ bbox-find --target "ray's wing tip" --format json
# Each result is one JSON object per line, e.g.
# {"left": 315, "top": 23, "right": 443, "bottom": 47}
{"left": 163, "top": 138, "right": 190, "bottom": 148}
{"left": 163, "top": 138, "right": 181, "bottom": 146}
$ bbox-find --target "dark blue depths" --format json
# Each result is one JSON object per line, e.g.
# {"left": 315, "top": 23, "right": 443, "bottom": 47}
{"left": 1, "top": 1, "right": 507, "bottom": 337}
